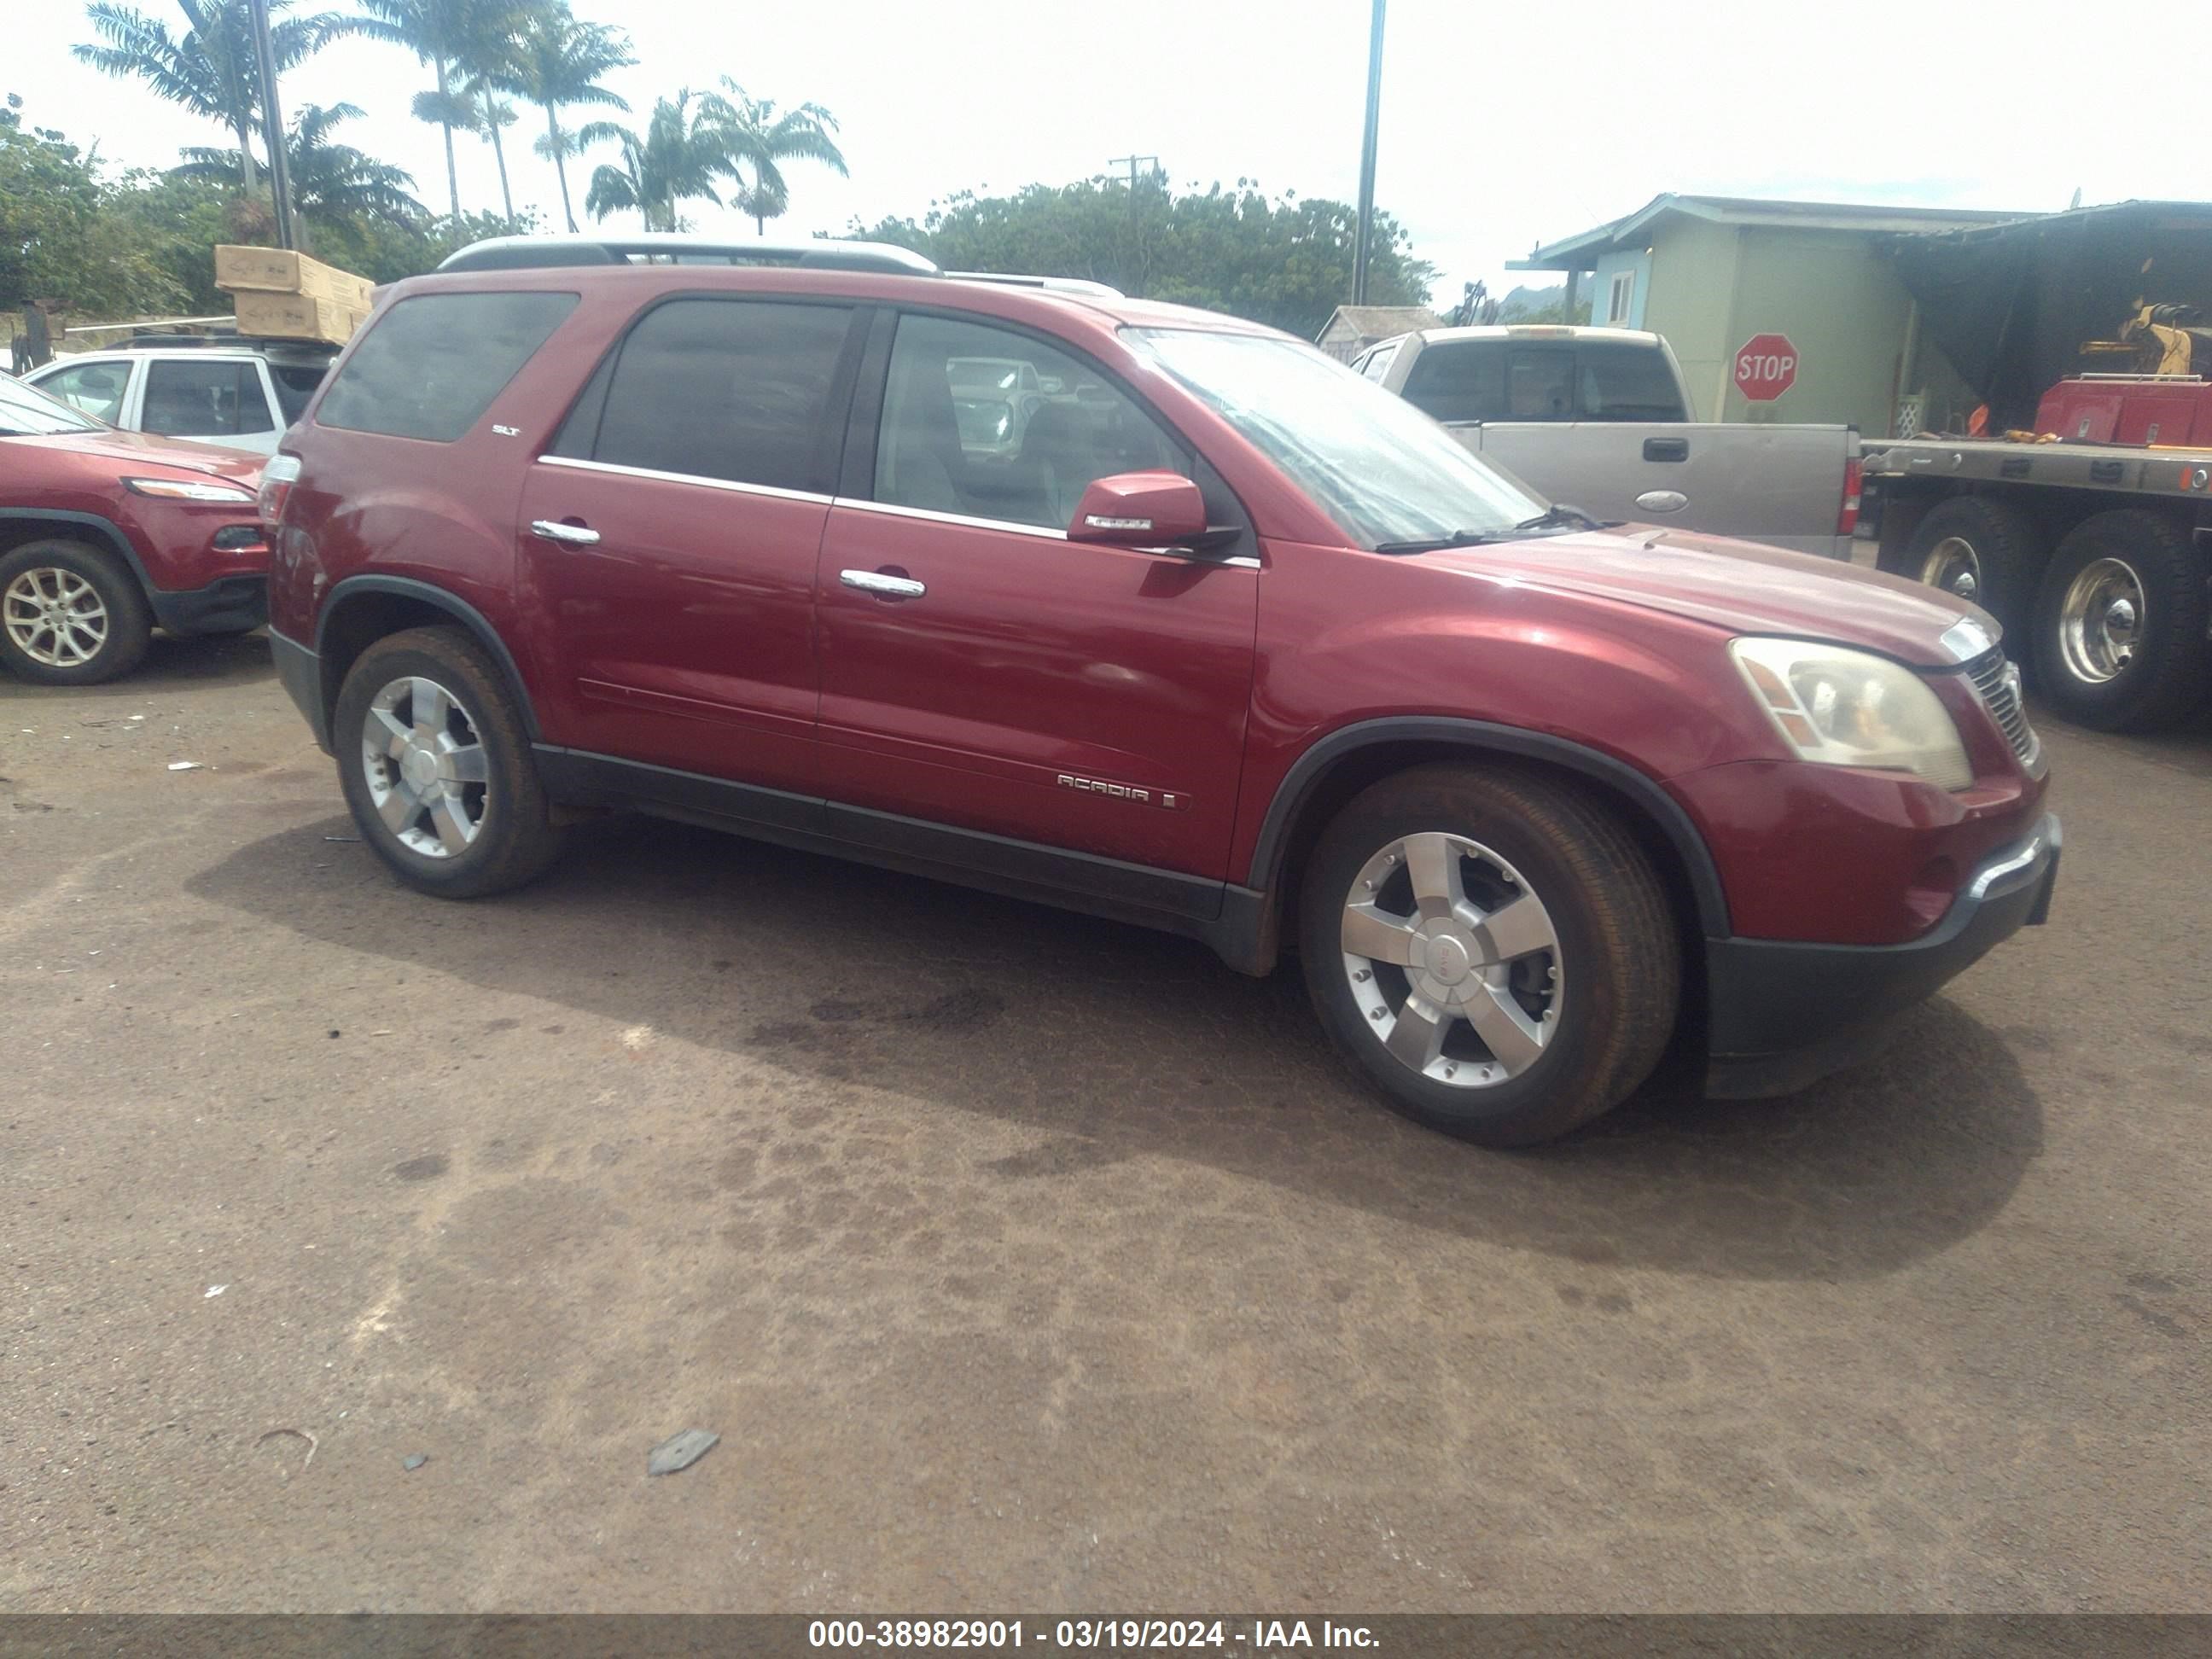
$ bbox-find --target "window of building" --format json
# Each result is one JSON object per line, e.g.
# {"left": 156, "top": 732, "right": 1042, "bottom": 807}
{"left": 1607, "top": 271, "right": 1635, "bottom": 326}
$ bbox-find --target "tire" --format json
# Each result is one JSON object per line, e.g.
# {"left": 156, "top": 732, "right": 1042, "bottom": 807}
{"left": 1883, "top": 495, "right": 2046, "bottom": 647}
{"left": 0, "top": 538, "right": 153, "bottom": 685}
{"left": 332, "top": 625, "right": 565, "bottom": 898}
{"left": 1297, "top": 764, "right": 1680, "bottom": 1148}
{"left": 2029, "top": 509, "right": 2212, "bottom": 732}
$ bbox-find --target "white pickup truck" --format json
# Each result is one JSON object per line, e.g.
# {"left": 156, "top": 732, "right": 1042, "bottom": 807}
{"left": 1353, "top": 324, "right": 1862, "bottom": 560}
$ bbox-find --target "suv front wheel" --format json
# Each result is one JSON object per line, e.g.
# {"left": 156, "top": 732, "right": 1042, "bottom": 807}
{"left": 334, "top": 626, "right": 566, "bottom": 898}
{"left": 1298, "top": 765, "right": 1679, "bottom": 1147}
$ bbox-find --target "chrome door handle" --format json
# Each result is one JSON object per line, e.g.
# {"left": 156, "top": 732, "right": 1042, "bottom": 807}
{"left": 530, "top": 519, "right": 601, "bottom": 546}
{"left": 840, "top": 568, "right": 925, "bottom": 599}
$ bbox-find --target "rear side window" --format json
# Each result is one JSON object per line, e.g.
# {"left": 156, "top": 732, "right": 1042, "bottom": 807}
{"left": 1400, "top": 342, "right": 1505, "bottom": 422}
{"left": 1578, "top": 341, "right": 1688, "bottom": 421}
{"left": 588, "top": 299, "right": 854, "bottom": 493}
{"left": 317, "top": 291, "right": 577, "bottom": 442}
{"left": 143, "top": 359, "right": 272, "bottom": 436}
{"left": 270, "top": 363, "right": 330, "bottom": 424}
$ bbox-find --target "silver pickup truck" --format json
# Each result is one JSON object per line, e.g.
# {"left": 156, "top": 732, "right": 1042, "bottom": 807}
{"left": 1353, "top": 325, "right": 1861, "bottom": 560}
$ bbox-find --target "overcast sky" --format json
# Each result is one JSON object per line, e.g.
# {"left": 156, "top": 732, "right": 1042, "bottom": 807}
{"left": 16, "top": 0, "right": 2211, "bottom": 307}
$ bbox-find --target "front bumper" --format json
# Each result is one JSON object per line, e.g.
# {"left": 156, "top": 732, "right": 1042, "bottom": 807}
{"left": 148, "top": 573, "right": 267, "bottom": 637}
{"left": 269, "top": 628, "right": 330, "bottom": 752}
{"left": 1704, "top": 813, "right": 2060, "bottom": 1098}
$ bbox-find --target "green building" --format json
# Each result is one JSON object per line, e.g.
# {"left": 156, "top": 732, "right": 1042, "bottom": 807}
{"left": 1509, "top": 195, "right": 2024, "bottom": 436}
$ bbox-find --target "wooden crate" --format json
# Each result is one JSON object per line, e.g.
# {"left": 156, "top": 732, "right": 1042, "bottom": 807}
{"left": 214, "top": 245, "right": 376, "bottom": 311}
{"left": 232, "top": 288, "right": 368, "bottom": 345}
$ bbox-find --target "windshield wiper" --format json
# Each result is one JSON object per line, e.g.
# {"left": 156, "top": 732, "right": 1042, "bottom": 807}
{"left": 1511, "top": 504, "right": 1603, "bottom": 533}
{"left": 1372, "top": 529, "right": 1499, "bottom": 555}
{"left": 1375, "top": 505, "right": 1607, "bottom": 556}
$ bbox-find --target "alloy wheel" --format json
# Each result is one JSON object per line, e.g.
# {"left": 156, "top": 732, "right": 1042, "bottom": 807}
{"left": 360, "top": 675, "right": 491, "bottom": 859}
{"left": 1339, "top": 831, "right": 1563, "bottom": 1088}
{"left": 3, "top": 567, "right": 108, "bottom": 667}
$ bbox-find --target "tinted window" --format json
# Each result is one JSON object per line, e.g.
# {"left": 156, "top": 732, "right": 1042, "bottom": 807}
{"left": 1400, "top": 341, "right": 1505, "bottom": 422}
{"left": 38, "top": 360, "right": 131, "bottom": 423}
{"left": 1504, "top": 347, "right": 1575, "bottom": 419}
{"left": 270, "top": 362, "right": 330, "bottom": 424}
{"left": 318, "top": 291, "right": 577, "bottom": 442}
{"left": 1578, "top": 340, "right": 1688, "bottom": 421}
{"left": 875, "top": 313, "right": 1183, "bottom": 531}
{"left": 591, "top": 299, "right": 853, "bottom": 492}
{"left": 0, "top": 371, "right": 103, "bottom": 434}
{"left": 143, "top": 359, "right": 271, "bottom": 436}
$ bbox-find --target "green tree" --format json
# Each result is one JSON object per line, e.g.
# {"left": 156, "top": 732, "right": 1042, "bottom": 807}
{"left": 505, "top": 3, "right": 632, "bottom": 232}
{"left": 579, "top": 90, "right": 727, "bottom": 232}
{"left": 706, "top": 79, "right": 846, "bottom": 236}
{"left": 73, "top": 1, "right": 364, "bottom": 201}
{"left": 0, "top": 95, "right": 186, "bottom": 323}
{"left": 354, "top": 0, "right": 522, "bottom": 224}
{"left": 174, "top": 102, "right": 425, "bottom": 252}
{"left": 851, "top": 176, "right": 1435, "bottom": 338}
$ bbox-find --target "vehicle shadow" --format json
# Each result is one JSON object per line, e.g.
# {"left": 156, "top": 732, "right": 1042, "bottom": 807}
{"left": 0, "top": 630, "right": 273, "bottom": 701}
{"left": 186, "top": 812, "right": 2044, "bottom": 1284}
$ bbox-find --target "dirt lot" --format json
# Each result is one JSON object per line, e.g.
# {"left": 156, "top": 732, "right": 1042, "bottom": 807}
{"left": 3, "top": 634, "right": 2208, "bottom": 1613}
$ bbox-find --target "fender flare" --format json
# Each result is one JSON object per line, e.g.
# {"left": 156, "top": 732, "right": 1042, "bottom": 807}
{"left": 0, "top": 508, "right": 158, "bottom": 597}
{"left": 1245, "top": 715, "right": 1732, "bottom": 939}
{"left": 314, "top": 574, "right": 544, "bottom": 741}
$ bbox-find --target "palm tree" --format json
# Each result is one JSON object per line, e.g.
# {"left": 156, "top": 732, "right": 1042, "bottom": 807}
{"left": 705, "top": 80, "right": 847, "bottom": 236}
{"left": 354, "top": 0, "right": 522, "bottom": 224}
{"left": 175, "top": 102, "right": 424, "bottom": 251}
{"left": 74, "top": 0, "right": 365, "bottom": 198}
{"left": 504, "top": 3, "right": 632, "bottom": 232}
{"left": 580, "top": 91, "right": 728, "bottom": 234}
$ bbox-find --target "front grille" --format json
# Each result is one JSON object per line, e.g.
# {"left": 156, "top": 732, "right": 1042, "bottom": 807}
{"left": 1965, "top": 649, "right": 2041, "bottom": 770}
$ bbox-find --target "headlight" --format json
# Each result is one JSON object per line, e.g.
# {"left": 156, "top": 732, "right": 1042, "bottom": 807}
{"left": 1731, "top": 637, "right": 1972, "bottom": 789}
{"left": 123, "top": 476, "right": 257, "bottom": 504}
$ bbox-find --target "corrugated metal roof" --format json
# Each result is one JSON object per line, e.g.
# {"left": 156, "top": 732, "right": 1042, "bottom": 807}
{"left": 1513, "top": 193, "right": 2036, "bottom": 270}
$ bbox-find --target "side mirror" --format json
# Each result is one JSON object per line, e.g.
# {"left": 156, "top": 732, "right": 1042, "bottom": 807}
{"left": 1066, "top": 470, "right": 1209, "bottom": 547}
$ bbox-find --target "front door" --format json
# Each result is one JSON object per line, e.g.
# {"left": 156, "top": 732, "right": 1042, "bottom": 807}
{"left": 815, "top": 311, "right": 1259, "bottom": 880}
{"left": 515, "top": 295, "right": 860, "bottom": 795}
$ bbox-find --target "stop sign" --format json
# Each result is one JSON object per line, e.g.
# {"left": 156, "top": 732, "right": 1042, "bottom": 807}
{"left": 1734, "top": 333, "right": 1798, "bottom": 402}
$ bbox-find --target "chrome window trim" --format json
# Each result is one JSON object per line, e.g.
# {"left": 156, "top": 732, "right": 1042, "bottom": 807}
{"left": 535, "top": 452, "right": 833, "bottom": 505}
{"left": 830, "top": 496, "right": 1068, "bottom": 541}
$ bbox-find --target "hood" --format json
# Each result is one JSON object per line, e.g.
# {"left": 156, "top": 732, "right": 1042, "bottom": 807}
{"left": 1421, "top": 527, "right": 1983, "bottom": 668}
{"left": 11, "top": 429, "right": 264, "bottom": 484}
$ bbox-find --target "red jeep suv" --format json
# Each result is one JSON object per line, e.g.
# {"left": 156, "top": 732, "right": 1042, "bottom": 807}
{"left": 1, "top": 370, "right": 268, "bottom": 684}
{"left": 263, "top": 235, "right": 2058, "bottom": 1146}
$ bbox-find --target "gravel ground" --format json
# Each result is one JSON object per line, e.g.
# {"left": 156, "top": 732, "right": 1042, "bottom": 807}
{"left": 3, "top": 633, "right": 2208, "bottom": 1612}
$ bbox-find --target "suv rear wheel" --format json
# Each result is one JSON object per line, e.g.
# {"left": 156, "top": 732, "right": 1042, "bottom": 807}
{"left": 334, "top": 626, "right": 566, "bottom": 897}
{"left": 1297, "top": 765, "right": 1679, "bottom": 1147}
{"left": 0, "top": 538, "right": 152, "bottom": 685}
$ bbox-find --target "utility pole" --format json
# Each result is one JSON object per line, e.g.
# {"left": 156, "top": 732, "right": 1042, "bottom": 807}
{"left": 248, "top": 0, "right": 297, "bottom": 250}
{"left": 1351, "top": 0, "right": 1386, "bottom": 305}
{"left": 1106, "top": 154, "right": 1159, "bottom": 290}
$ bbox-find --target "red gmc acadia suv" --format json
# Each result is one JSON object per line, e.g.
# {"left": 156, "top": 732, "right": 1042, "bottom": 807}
{"left": 1, "top": 372, "right": 268, "bottom": 684}
{"left": 261, "top": 235, "right": 2059, "bottom": 1146}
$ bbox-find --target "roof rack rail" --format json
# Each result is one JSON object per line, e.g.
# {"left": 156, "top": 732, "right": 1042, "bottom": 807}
{"left": 436, "top": 233, "right": 940, "bottom": 277}
{"left": 118, "top": 329, "right": 341, "bottom": 356}
{"left": 947, "top": 271, "right": 1125, "bottom": 299}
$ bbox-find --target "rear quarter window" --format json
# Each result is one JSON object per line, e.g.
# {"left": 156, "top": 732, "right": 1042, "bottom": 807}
{"left": 316, "top": 291, "right": 578, "bottom": 442}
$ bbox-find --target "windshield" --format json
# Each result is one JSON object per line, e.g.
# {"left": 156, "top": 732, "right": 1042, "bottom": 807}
{"left": 1126, "top": 328, "right": 1545, "bottom": 550}
{"left": 0, "top": 371, "right": 106, "bottom": 437}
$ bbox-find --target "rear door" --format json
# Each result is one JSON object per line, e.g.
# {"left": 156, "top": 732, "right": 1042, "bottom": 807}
{"left": 515, "top": 294, "right": 864, "bottom": 796}
{"left": 813, "top": 310, "right": 1259, "bottom": 882}
{"left": 137, "top": 356, "right": 281, "bottom": 453}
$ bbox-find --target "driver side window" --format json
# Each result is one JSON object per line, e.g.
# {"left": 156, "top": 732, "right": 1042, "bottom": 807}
{"left": 872, "top": 314, "right": 1184, "bottom": 533}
